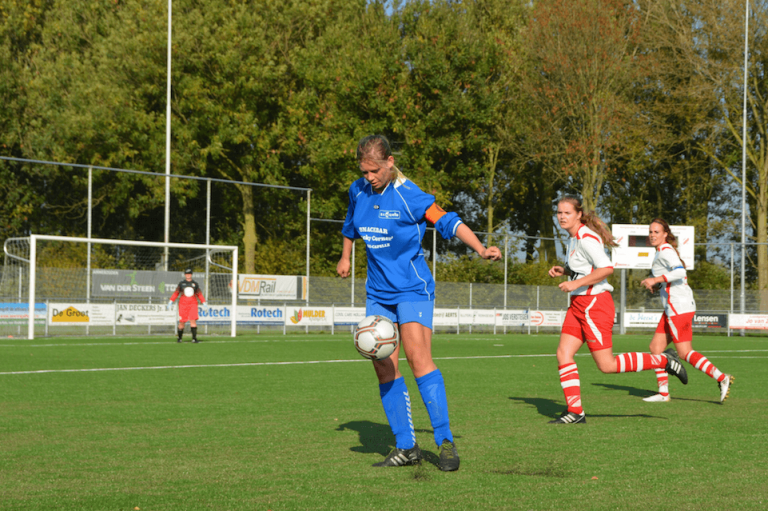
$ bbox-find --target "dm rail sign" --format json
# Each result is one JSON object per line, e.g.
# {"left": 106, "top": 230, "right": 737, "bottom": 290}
{"left": 237, "top": 275, "right": 305, "bottom": 300}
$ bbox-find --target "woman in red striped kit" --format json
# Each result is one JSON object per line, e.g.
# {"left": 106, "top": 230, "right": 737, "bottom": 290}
{"left": 547, "top": 197, "right": 688, "bottom": 424}
{"left": 640, "top": 218, "right": 733, "bottom": 403}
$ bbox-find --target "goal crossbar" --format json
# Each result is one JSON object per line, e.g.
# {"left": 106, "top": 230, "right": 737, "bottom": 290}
{"left": 26, "top": 234, "right": 239, "bottom": 339}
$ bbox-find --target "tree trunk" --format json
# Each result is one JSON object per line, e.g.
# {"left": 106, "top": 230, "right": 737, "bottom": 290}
{"left": 537, "top": 176, "right": 558, "bottom": 262}
{"left": 236, "top": 182, "right": 257, "bottom": 274}
{"left": 758, "top": 160, "right": 768, "bottom": 310}
{"left": 485, "top": 144, "right": 500, "bottom": 247}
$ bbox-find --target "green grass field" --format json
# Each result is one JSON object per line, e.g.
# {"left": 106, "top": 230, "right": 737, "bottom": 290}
{"left": 1, "top": 332, "right": 766, "bottom": 510}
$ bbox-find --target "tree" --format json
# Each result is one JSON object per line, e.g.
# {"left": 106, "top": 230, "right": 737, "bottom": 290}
{"left": 523, "top": 0, "right": 653, "bottom": 212}
{"left": 2, "top": 0, "right": 200, "bottom": 243}
{"left": 642, "top": 0, "right": 768, "bottom": 296}
{"left": 171, "top": 0, "right": 371, "bottom": 274}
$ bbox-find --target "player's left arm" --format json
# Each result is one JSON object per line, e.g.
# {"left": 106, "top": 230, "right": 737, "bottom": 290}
{"left": 658, "top": 248, "right": 686, "bottom": 283}
{"left": 425, "top": 203, "right": 501, "bottom": 260}
{"left": 195, "top": 285, "right": 206, "bottom": 305}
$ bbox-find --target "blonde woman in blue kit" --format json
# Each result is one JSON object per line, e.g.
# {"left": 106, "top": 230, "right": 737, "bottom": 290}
{"left": 337, "top": 134, "right": 501, "bottom": 471}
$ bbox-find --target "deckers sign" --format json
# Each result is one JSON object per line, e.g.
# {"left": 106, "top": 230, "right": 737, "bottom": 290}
{"left": 238, "top": 275, "right": 303, "bottom": 300}
{"left": 92, "top": 269, "right": 184, "bottom": 298}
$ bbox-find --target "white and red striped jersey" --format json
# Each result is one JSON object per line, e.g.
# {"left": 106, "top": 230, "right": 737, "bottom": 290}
{"left": 564, "top": 224, "right": 614, "bottom": 296}
{"left": 651, "top": 243, "right": 696, "bottom": 316}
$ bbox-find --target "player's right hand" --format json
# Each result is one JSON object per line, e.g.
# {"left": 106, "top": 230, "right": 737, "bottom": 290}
{"left": 167, "top": 301, "right": 174, "bottom": 311}
{"left": 337, "top": 258, "right": 351, "bottom": 278}
{"left": 548, "top": 266, "right": 565, "bottom": 278}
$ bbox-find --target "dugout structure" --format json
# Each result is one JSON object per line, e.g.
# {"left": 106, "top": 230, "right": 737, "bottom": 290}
{"left": 1, "top": 235, "right": 238, "bottom": 339}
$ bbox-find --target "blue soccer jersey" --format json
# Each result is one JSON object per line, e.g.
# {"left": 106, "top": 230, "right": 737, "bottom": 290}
{"left": 342, "top": 174, "right": 463, "bottom": 304}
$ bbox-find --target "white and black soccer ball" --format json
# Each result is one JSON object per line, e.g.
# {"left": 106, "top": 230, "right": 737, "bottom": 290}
{"left": 353, "top": 315, "right": 399, "bottom": 360}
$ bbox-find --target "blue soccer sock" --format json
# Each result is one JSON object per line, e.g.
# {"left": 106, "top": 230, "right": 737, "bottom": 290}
{"left": 379, "top": 377, "right": 416, "bottom": 450}
{"left": 415, "top": 369, "right": 454, "bottom": 447}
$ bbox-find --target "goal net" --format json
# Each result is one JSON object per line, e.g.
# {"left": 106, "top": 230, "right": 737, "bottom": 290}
{"left": 1, "top": 235, "right": 238, "bottom": 339}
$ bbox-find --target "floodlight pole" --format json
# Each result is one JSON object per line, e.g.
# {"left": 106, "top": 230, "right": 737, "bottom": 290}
{"left": 740, "top": 0, "right": 749, "bottom": 324}
{"left": 432, "top": 229, "right": 437, "bottom": 281}
{"left": 27, "top": 236, "right": 37, "bottom": 340}
{"left": 87, "top": 166, "right": 92, "bottom": 302}
{"left": 351, "top": 240, "right": 355, "bottom": 306}
{"left": 205, "top": 179, "right": 211, "bottom": 309}
{"left": 87, "top": 167, "right": 92, "bottom": 336}
{"left": 163, "top": 0, "right": 172, "bottom": 271}
{"left": 306, "top": 190, "right": 311, "bottom": 304}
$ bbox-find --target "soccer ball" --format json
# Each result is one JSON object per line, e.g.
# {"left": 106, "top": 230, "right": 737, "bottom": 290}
{"left": 354, "top": 315, "right": 399, "bottom": 360}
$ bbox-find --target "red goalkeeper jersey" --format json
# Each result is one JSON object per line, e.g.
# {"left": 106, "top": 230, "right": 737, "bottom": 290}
{"left": 170, "top": 280, "right": 205, "bottom": 307}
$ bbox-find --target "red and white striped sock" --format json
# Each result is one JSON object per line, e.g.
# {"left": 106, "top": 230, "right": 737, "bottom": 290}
{"left": 685, "top": 350, "right": 724, "bottom": 382}
{"left": 559, "top": 363, "right": 583, "bottom": 415}
{"left": 654, "top": 369, "right": 669, "bottom": 396}
{"left": 615, "top": 352, "right": 666, "bottom": 372}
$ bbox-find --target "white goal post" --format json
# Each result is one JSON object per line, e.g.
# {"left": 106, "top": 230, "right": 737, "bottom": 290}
{"left": 17, "top": 234, "right": 238, "bottom": 340}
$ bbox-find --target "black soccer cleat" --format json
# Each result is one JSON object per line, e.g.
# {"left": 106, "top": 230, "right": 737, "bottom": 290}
{"left": 176, "top": 338, "right": 182, "bottom": 343}
{"left": 664, "top": 348, "right": 688, "bottom": 385}
{"left": 191, "top": 338, "right": 199, "bottom": 343}
{"left": 438, "top": 439, "right": 460, "bottom": 472}
{"left": 372, "top": 444, "right": 422, "bottom": 467}
{"left": 548, "top": 410, "right": 586, "bottom": 424}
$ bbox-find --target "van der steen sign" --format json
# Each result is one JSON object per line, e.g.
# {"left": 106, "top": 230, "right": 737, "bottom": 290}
{"left": 91, "top": 269, "right": 184, "bottom": 298}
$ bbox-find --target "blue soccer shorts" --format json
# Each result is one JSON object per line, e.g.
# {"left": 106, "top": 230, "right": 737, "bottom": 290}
{"left": 366, "top": 298, "right": 434, "bottom": 329}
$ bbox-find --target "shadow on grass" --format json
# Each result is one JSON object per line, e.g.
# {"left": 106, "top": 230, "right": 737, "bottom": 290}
{"left": 508, "top": 396, "right": 563, "bottom": 418}
{"left": 591, "top": 382, "right": 651, "bottom": 398}
{"left": 335, "top": 420, "right": 393, "bottom": 456}
{"left": 335, "top": 420, "right": 435, "bottom": 456}
{"left": 336, "top": 420, "right": 456, "bottom": 471}
{"left": 592, "top": 383, "right": 719, "bottom": 405}
{"left": 509, "top": 395, "right": 668, "bottom": 420}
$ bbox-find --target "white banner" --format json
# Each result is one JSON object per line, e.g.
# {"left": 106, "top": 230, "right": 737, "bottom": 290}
{"left": 0, "top": 303, "right": 46, "bottom": 325}
{"left": 48, "top": 303, "right": 115, "bottom": 326}
{"left": 284, "top": 306, "right": 333, "bottom": 326}
{"left": 458, "top": 309, "right": 497, "bottom": 326}
{"left": 529, "top": 310, "right": 566, "bottom": 327}
{"left": 728, "top": 314, "right": 768, "bottom": 330}
{"left": 625, "top": 312, "right": 662, "bottom": 328}
{"left": 434, "top": 308, "right": 460, "bottom": 326}
{"left": 116, "top": 303, "right": 176, "bottom": 326}
{"left": 496, "top": 310, "right": 530, "bottom": 326}
{"left": 238, "top": 275, "right": 300, "bottom": 300}
{"left": 334, "top": 307, "right": 367, "bottom": 325}
{"left": 195, "top": 305, "right": 285, "bottom": 324}
{"left": 237, "top": 305, "right": 285, "bottom": 324}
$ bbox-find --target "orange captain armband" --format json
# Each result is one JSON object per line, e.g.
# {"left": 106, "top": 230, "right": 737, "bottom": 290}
{"left": 425, "top": 203, "right": 448, "bottom": 224}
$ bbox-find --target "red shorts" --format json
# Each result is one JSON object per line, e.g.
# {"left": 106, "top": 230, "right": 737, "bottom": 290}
{"left": 561, "top": 292, "right": 615, "bottom": 352}
{"left": 655, "top": 312, "right": 694, "bottom": 343}
{"left": 178, "top": 301, "right": 199, "bottom": 323}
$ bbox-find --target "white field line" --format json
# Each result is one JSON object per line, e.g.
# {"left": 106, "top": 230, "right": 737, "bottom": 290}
{"left": 1, "top": 350, "right": 766, "bottom": 376}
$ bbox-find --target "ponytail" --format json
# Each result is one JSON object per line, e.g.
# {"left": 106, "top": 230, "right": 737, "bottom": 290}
{"left": 558, "top": 196, "right": 618, "bottom": 248}
{"left": 651, "top": 218, "right": 685, "bottom": 268}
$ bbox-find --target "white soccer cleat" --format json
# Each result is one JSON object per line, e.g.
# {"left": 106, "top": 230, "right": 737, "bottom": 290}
{"left": 642, "top": 393, "right": 670, "bottom": 402}
{"left": 718, "top": 374, "right": 733, "bottom": 403}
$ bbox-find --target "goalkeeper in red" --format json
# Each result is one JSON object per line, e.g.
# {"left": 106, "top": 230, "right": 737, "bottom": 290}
{"left": 168, "top": 268, "right": 207, "bottom": 343}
